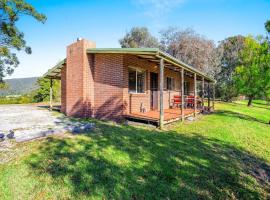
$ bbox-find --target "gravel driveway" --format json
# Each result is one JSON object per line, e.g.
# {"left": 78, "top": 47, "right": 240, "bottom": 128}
{"left": 0, "top": 104, "right": 95, "bottom": 164}
{"left": 0, "top": 104, "right": 69, "bottom": 142}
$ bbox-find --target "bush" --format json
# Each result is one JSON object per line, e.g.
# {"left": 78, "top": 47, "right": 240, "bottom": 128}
{"left": 32, "top": 78, "right": 60, "bottom": 103}
{"left": 0, "top": 95, "right": 34, "bottom": 104}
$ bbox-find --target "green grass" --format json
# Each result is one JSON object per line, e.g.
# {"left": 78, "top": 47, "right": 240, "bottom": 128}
{"left": 0, "top": 101, "right": 269, "bottom": 199}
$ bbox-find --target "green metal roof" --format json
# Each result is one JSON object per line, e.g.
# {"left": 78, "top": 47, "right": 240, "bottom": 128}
{"left": 86, "top": 48, "right": 159, "bottom": 54}
{"left": 44, "top": 48, "right": 215, "bottom": 82}
{"left": 43, "top": 59, "right": 66, "bottom": 79}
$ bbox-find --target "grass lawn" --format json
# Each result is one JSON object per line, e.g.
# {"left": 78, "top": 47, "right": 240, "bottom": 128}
{"left": 0, "top": 101, "right": 269, "bottom": 199}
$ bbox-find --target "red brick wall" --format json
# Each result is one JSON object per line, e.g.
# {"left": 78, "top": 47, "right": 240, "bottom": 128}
{"left": 64, "top": 39, "right": 96, "bottom": 117}
{"left": 61, "top": 65, "right": 67, "bottom": 114}
{"left": 84, "top": 53, "right": 95, "bottom": 117}
{"left": 93, "top": 54, "right": 125, "bottom": 120}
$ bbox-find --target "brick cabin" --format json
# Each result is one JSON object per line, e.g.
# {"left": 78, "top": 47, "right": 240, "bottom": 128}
{"left": 45, "top": 39, "right": 215, "bottom": 127}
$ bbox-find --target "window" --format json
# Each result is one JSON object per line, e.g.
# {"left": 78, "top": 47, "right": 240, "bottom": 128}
{"left": 128, "top": 68, "right": 145, "bottom": 93}
{"left": 166, "top": 77, "right": 175, "bottom": 90}
{"left": 184, "top": 81, "right": 189, "bottom": 95}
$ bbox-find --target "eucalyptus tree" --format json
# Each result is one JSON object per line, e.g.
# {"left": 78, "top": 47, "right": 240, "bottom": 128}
{"left": 119, "top": 27, "right": 159, "bottom": 48}
{"left": 215, "top": 35, "right": 245, "bottom": 101}
{"left": 0, "top": 0, "right": 46, "bottom": 83}
{"left": 159, "top": 27, "right": 219, "bottom": 76}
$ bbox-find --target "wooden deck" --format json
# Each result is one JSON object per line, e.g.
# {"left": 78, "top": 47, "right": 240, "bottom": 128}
{"left": 125, "top": 108, "right": 201, "bottom": 125}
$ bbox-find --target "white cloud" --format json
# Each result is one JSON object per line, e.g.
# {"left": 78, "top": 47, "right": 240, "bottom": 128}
{"left": 134, "top": 0, "right": 185, "bottom": 18}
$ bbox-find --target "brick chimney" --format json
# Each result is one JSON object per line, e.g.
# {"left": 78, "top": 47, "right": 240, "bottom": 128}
{"left": 61, "top": 39, "right": 96, "bottom": 117}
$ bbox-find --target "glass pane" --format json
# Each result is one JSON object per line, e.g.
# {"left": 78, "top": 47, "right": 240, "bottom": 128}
{"left": 137, "top": 71, "right": 145, "bottom": 93}
{"left": 167, "top": 77, "right": 174, "bottom": 90}
{"left": 166, "top": 77, "right": 170, "bottom": 90}
{"left": 184, "top": 82, "right": 189, "bottom": 95}
{"left": 128, "top": 69, "right": 136, "bottom": 93}
{"left": 163, "top": 75, "right": 166, "bottom": 90}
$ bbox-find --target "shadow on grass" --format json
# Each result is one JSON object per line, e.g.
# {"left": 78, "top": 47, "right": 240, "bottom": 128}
{"left": 27, "top": 119, "right": 270, "bottom": 199}
{"left": 252, "top": 101, "right": 270, "bottom": 107}
{"left": 215, "top": 109, "right": 269, "bottom": 125}
{"left": 251, "top": 104, "right": 270, "bottom": 111}
{"left": 232, "top": 101, "right": 270, "bottom": 111}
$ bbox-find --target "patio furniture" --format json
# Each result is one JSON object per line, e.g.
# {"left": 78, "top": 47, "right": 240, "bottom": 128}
{"left": 172, "top": 95, "right": 183, "bottom": 108}
{"left": 186, "top": 96, "right": 202, "bottom": 108}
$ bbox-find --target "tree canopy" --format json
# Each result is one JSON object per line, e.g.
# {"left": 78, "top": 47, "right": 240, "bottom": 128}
{"left": 0, "top": 81, "right": 8, "bottom": 89}
{"left": 265, "top": 20, "right": 270, "bottom": 34}
{"left": 160, "top": 27, "right": 219, "bottom": 75}
{"left": 215, "top": 35, "right": 245, "bottom": 101}
{"left": 234, "top": 36, "right": 270, "bottom": 106}
{"left": 33, "top": 77, "right": 60, "bottom": 102}
{"left": 0, "top": 0, "right": 46, "bottom": 82}
{"left": 120, "top": 27, "right": 220, "bottom": 76}
{"left": 119, "top": 27, "right": 159, "bottom": 48}
{"left": 119, "top": 26, "right": 270, "bottom": 104}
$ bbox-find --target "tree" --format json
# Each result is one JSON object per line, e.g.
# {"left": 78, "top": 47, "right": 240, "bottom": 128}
{"left": 119, "top": 27, "right": 159, "bottom": 48}
{"left": 159, "top": 27, "right": 219, "bottom": 76}
{"left": 265, "top": 20, "right": 270, "bottom": 105}
{"left": 0, "top": 81, "right": 8, "bottom": 89}
{"left": 234, "top": 36, "right": 270, "bottom": 106}
{"left": 265, "top": 20, "right": 270, "bottom": 34}
{"left": 33, "top": 77, "right": 60, "bottom": 102}
{"left": 263, "top": 89, "right": 270, "bottom": 105}
{"left": 0, "top": 0, "right": 46, "bottom": 83}
{"left": 215, "top": 35, "right": 245, "bottom": 101}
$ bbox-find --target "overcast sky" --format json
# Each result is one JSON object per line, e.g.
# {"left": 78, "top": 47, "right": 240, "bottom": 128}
{"left": 7, "top": 0, "right": 270, "bottom": 79}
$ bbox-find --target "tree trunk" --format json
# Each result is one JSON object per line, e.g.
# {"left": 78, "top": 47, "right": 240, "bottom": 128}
{"left": 247, "top": 96, "right": 253, "bottom": 107}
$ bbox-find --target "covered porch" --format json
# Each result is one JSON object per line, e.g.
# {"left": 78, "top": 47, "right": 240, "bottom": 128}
{"left": 121, "top": 50, "right": 216, "bottom": 128}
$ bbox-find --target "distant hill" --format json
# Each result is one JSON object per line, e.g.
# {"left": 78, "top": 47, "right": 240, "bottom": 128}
{"left": 0, "top": 77, "right": 39, "bottom": 96}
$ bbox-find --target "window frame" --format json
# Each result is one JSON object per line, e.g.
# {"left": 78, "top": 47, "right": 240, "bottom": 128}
{"left": 184, "top": 81, "right": 189, "bottom": 95}
{"left": 166, "top": 76, "right": 175, "bottom": 91}
{"left": 128, "top": 67, "right": 146, "bottom": 94}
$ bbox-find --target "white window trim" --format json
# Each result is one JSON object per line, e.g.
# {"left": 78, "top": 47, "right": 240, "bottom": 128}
{"left": 128, "top": 66, "right": 146, "bottom": 94}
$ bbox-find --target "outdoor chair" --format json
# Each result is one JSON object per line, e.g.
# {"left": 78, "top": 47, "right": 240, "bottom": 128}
{"left": 172, "top": 95, "right": 183, "bottom": 108}
{"left": 186, "top": 96, "right": 202, "bottom": 108}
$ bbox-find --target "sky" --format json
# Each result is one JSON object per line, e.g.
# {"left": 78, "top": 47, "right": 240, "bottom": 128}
{"left": 6, "top": 0, "right": 270, "bottom": 79}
